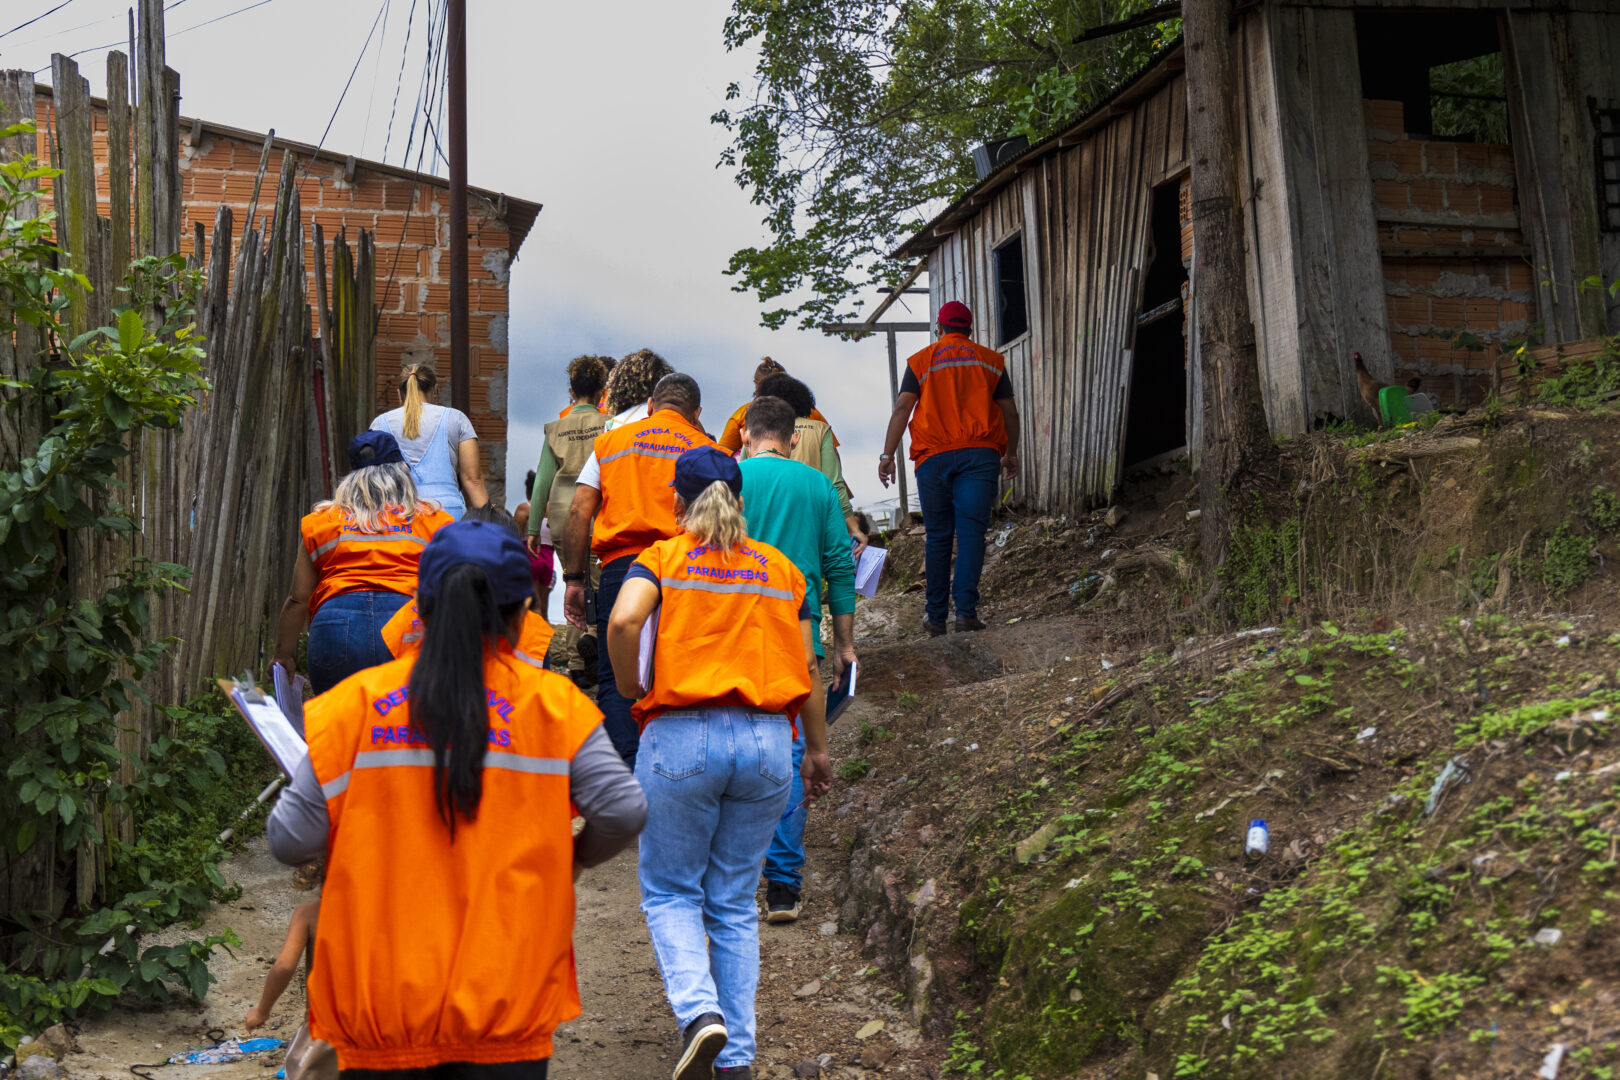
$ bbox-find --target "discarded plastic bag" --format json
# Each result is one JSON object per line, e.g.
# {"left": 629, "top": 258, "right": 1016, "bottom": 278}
{"left": 168, "top": 1037, "right": 283, "bottom": 1065}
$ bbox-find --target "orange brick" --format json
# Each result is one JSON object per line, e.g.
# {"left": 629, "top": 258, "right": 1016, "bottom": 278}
{"left": 1423, "top": 142, "right": 1457, "bottom": 175}
{"left": 192, "top": 140, "right": 234, "bottom": 169}
{"left": 1488, "top": 146, "right": 1515, "bottom": 174}
{"left": 1431, "top": 228, "right": 1466, "bottom": 245}
{"left": 420, "top": 314, "right": 445, "bottom": 339}
{"left": 222, "top": 172, "right": 260, "bottom": 201}
{"left": 1392, "top": 294, "right": 1429, "bottom": 325}
{"left": 1401, "top": 263, "right": 1442, "bottom": 287}
{"left": 1408, "top": 179, "right": 1445, "bottom": 213}
{"left": 420, "top": 282, "right": 450, "bottom": 311}
{"left": 1457, "top": 144, "right": 1493, "bottom": 171}
{"left": 1388, "top": 333, "right": 1415, "bottom": 365}
{"left": 1374, "top": 179, "right": 1408, "bottom": 212}
{"left": 345, "top": 180, "right": 389, "bottom": 211}
{"left": 1431, "top": 297, "right": 1466, "bottom": 327}
{"left": 376, "top": 312, "right": 421, "bottom": 341}
{"left": 1464, "top": 298, "right": 1499, "bottom": 328}
{"left": 1444, "top": 183, "right": 1480, "bottom": 215}
{"left": 189, "top": 172, "right": 226, "bottom": 201}
{"left": 1364, "top": 99, "right": 1405, "bottom": 135}
{"left": 1478, "top": 184, "right": 1515, "bottom": 215}
{"left": 1417, "top": 336, "right": 1455, "bottom": 364}
{"left": 1367, "top": 141, "right": 1392, "bottom": 165}
{"left": 1396, "top": 228, "right": 1434, "bottom": 248}
{"left": 373, "top": 213, "right": 437, "bottom": 246}
{"left": 474, "top": 223, "right": 509, "bottom": 250}
{"left": 1500, "top": 299, "right": 1532, "bottom": 322}
{"left": 1389, "top": 140, "right": 1422, "bottom": 174}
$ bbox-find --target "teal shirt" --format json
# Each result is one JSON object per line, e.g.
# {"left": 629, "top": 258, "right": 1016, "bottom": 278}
{"left": 739, "top": 453, "right": 857, "bottom": 658}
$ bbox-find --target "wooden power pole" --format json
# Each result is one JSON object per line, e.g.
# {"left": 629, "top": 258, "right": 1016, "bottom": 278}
{"left": 1183, "top": 0, "right": 1273, "bottom": 580}
{"left": 447, "top": 0, "right": 469, "bottom": 413}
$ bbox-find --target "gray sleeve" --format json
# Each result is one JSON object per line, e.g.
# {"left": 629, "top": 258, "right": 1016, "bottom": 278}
{"left": 454, "top": 408, "right": 479, "bottom": 443}
{"left": 267, "top": 755, "right": 330, "bottom": 865}
{"left": 571, "top": 725, "right": 647, "bottom": 867}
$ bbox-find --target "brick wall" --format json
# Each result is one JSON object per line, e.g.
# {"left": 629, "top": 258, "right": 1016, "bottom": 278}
{"left": 1365, "top": 99, "right": 1535, "bottom": 407}
{"left": 30, "top": 93, "right": 526, "bottom": 503}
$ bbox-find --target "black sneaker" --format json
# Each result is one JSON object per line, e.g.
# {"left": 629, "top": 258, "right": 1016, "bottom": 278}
{"left": 675, "top": 1013, "right": 727, "bottom": 1080}
{"left": 955, "top": 615, "right": 986, "bottom": 632}
{"left": 924, "top": 620, "right": 947, "bottom": 637}
{"left": 715, "top": 1069, "right": 752, "bottom": 1080}
{"left": 577, "top": 633, "right": 598, "bottom": 671}
{"left": 765, "top": 881, "right": 802, "bottom": 924}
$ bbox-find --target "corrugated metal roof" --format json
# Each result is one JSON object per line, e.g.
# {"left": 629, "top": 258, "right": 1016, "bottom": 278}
{"left": 31, "top": 81, "right": 542, "bottom": 260}
{"left": 892, "top": 40, "right": 1184, "bottom": 260}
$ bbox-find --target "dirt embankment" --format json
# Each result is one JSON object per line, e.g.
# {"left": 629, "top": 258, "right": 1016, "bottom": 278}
{"left": 805, "top": 407, "right": 1620, "bottom": 1079}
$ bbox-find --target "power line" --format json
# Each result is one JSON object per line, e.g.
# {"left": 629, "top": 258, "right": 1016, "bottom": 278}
{"left": 32, "top": 0, "right": 285, "bottom": 74}
{"left": 359, "top": 0, "right": 391, "bottom": 160}
{"left": 1, "top": 1, "right": 77, "bottom": 43}
{"left": 377, "top": 0, "right": 446, "bottom": 332}
{"left": 303, "top": 0, "right": 389, "bottom": 171}
{"left": 380, "top": 0, "right": 419, "bottom": 164}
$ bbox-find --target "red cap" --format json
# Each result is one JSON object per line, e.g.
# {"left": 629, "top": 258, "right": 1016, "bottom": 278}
{"left": 938, "top": 301, "right": 972, "bottom": 331}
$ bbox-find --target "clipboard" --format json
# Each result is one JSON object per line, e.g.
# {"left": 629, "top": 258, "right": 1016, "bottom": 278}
{"left": 218, "top": 677, "right": 308, "bottom": 779}
{"left": 637, "top": 605, "right": 660, "bottom": 694}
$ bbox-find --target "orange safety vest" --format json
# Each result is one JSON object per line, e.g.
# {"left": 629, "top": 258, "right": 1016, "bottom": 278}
{"left": 903, "top": 332, "right": 1009, "bottom": 464}
{"left": 589, "top": 409, "right": 719, "bottom": 566}
{"left": 300, "top": 504, "right": 454, "bottom": 616}
{"left": 302, "top": 649, "right": 601, "bottom": 1070}
{"left": 631, "top": 532, "right": 811, "bottom": 727}
{"left": 718, "top": 403, "right": 839, "bottom": 454}
{"left": 381, "top": 600, "right": 556, "bottom": 670}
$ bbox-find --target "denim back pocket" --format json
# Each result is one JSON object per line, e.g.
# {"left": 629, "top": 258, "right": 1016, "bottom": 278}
{"left": 752, "top": 714, "right": 792, "bottom": 786}
{"left": 647, "top": 712, "right": 708, "bottom": 781}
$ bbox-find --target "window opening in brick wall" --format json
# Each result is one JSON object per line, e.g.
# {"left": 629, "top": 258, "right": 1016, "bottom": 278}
{"left": 1357, "top": 11, "right": 1502, "bottom": 139}
{"left": 992, "top": 233, "right": 1029, "bottom": 346}
{"left": 1122, "top": 179, "right": 1189, "bottom": 469}
{"left": 1597, "top": 106, "right": 1620, "bottom": 233}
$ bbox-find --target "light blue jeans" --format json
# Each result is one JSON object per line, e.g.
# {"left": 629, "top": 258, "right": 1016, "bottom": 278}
{"left": 763, "top": 727, "right": 807, "bottom": 890}
{"left": 636, "top": 707, "right": 793, "bottom": 1068}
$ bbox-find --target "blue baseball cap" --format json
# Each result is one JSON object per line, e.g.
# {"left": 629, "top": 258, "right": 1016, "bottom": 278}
{"left": 672, "top": 445, "right": 743, "bottom": 502}
{"left": 416, "top": 520, "right": 534, "bottom": 608}
{"left": 348, "top": 430, "right": 405, "bottom": 470}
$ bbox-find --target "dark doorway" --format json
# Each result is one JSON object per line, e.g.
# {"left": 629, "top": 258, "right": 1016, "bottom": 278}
{"left": 1122, "top": 180, "right": 1189, "bottom": 468}
{"left": 993, "top": 233, "right": 1029, "bottom": 345}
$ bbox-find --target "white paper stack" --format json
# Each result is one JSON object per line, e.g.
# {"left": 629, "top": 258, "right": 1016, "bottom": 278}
{"left": 271, "top": 663, "right": 310, "bottom": 737}
{"left": 637, "top": 605, "right": 660, "bottom": 693}
{"left": 854, "top": 545, "right": 888, "bottom": 598}
{"left": 229, "top": 687, "right": 308, "bottom": 778}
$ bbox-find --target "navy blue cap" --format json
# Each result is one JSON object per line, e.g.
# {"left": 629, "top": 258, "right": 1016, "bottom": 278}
{"left": 416, "top": 520, "right": 534, "bottom": 607}
{"left": 348, "top": 430, "right": 405, "bottom": 470}
{"left": 672, "top": 445, "right": 743, "bottom": 502}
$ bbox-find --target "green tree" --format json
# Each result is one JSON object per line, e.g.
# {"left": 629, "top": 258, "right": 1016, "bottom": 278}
{"left": 714, "top": 0, "right": 1180, "bottom": 330}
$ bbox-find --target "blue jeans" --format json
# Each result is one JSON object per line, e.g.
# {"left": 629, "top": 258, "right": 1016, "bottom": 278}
{"left": 594, "top": 554, "right": 641, "bottom": 768}
{"left": 635, "top": 707, "right": 793, "bottom": 1068}
{"left": 307, "top": 590, "right": 410, "bottom": 695}
{"left": 915, "top": 447, "right": 1001, "bottom": 624}
{"left": 763, "top": 727, "right": 807, "bottom": 890}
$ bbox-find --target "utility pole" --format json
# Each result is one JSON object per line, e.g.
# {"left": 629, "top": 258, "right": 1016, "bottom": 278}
{"left": 447, "top": 0, "right": 469, "bottom": 414}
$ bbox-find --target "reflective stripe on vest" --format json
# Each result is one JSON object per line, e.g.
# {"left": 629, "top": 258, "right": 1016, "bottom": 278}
{"left": 311, "top": 531, "right": 430, "bottom": 562}
{"left": 904, "top": 334, "right": 1009, "bottom": 464}
{"left": 590, "top": 411, "right": 718, "bottom": 564}
{"left": 320, "top": 746, "right": 571, "bottom": 798}
{"left": 658, "top": 576, "right": 797, "bottom": 602}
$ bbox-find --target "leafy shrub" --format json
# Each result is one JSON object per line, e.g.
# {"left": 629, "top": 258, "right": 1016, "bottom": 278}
{"left": 1589, "top": 486, "right": 1620, "bottom": 534}
{"left": 0, "top": 122, "right": 248, "bottom": 1047}
{"left": 1542, "top": 523, "right": 1592, "bottom": 597}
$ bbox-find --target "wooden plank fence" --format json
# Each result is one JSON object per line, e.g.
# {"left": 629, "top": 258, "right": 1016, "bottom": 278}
{"left": 1, "top": 0, "right": 377, "bottom": 911}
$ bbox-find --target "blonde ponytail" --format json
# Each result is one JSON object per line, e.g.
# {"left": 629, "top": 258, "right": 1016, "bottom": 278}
{"left": 677, "top": 481, "right": 747, "bottom": 550}
{"left": 401, "top": 369, "right": 426, "bottom": 440}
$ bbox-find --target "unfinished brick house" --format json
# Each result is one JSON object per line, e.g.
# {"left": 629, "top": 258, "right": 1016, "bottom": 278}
{"left": 894, "top": 1, "right": 1620, "bottom": 511}
{"left": 32, "top": 87, "right": 540, "bottom": 503}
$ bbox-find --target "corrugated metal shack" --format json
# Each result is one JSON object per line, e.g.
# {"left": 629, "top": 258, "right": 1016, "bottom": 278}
{"left": 894, "top": 0, "right": 1620, "bottom": 512}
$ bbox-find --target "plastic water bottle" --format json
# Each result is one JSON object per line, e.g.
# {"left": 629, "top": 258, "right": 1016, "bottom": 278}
{"left": 1245, "top": 819, "right": 1269, "bottom": 859}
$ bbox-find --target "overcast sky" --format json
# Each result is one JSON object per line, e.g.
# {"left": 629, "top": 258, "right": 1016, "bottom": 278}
{"left": 8, "top": 0, "right": 930, "bottom": 524}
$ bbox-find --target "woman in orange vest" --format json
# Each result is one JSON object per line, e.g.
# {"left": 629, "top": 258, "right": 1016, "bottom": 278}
{"left": 607, "top": 446, "right": 832, "bottom": 1080}
{"left": 267, "top": 520, "right": 646, "bottom": 1079}
{"left": 273, "top": 432, "right": 455, "bottom": 695}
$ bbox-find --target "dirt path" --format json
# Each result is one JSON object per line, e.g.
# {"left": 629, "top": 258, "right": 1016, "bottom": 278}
{"left": 64, "top": 704, "right": 927, "bottom": 1080}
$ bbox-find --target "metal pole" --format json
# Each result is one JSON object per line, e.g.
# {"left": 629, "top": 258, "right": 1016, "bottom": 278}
{"left": 886, "top": 329, "right": 909, "bottom": 522}
{"left": 447, "top": 0, "right": 469, "bottom": 414}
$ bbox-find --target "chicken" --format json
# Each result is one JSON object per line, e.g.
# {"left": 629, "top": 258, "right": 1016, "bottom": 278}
{"left": 1353, "top": 351, "right": 1387, "bottom": 417}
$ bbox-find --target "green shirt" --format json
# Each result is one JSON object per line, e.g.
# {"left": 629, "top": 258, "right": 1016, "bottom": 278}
{"left": 739, "top": 453, "right": 857, "bottom": 658}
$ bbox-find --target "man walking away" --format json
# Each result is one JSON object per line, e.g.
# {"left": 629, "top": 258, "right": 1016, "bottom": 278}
{"left": 562, "top": 373, "right": 718, "bottom": 767}
{"left": 738, "top": 395, "right": 857, "bottom": 924}
{"left": 532, "top": 356, "right": 609, "bottom": 688}
{"left": 878, "top": 301, "right": 1021, "bottom": 636}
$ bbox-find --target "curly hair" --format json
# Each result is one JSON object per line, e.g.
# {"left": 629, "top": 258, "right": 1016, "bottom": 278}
{"left": 603, "top": 348, "right": 673, "bottom": 416}
{"left": 756, "top": 372, "right": 816, "bottom": 419}
{"left": 567, "top": 355, "right": 611, "bottom": 401}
